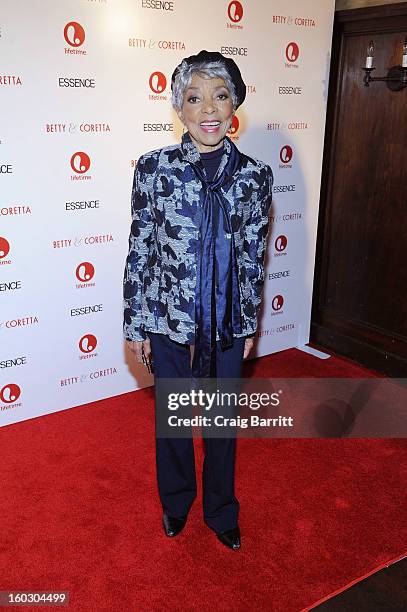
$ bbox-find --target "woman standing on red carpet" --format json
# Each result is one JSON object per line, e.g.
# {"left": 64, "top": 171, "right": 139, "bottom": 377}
{"left": 123, "top": 50, "right": 273, "bottom": 550}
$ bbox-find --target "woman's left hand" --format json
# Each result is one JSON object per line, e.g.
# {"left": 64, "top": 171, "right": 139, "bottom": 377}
{"left": 243, "top": 337, "right": 255, "bottom": 359}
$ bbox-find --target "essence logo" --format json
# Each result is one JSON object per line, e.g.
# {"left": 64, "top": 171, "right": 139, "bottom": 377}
{"left": 149, "top": 71, "right": 167, "bottom": 100}
{"left": 274, "top": 234, "right": 288, "bottom": 256}
{"left": 0, "top": 356, "right": 27, "bottom": 370}
{"left": 76, "top": 262, "right": 96, "bottom": 289}
{"left": 143, "top": 123, "right": 173, "bottom": 132}
{"left": 268, "top": 269, "right": 291, "bottom": 281}
{"left": 0, "top": 280, "right": 22, "bottom": 292}
{"left": 279, "top": 145, "right": 293, "bottom": 168}
{"left": 274, "top": 183, "right": 296, "bottom": 194}
{"left": 0, "top": 236, "right": 11, "bottom": 265}
{"left": 227, "top": 1, "right": 243, "bottom": 29}
{"left": 64, "top": 22, "right": 87, "bottom": 55}
{"left": 228, "top": 115, "right": 240, "bottom": 139}
{"left": 271, "top": 294, "right": 284, "bottom": 314}
{"left": 278, "top": 86, "right": 302, "bottom": 95}
{"left": 66, "top": 199, "right": 100, "bottom": 211}
{"left": 70, "top": 304, "right": 103, "bottom": 317}
{"left": 220, "top": 46, "right": 247, "bottom": 57}
{"left": 58, "top": 77, "right": 95, "bottom": 88}
{"left": 141, "top": 0, "right": 174, "bottom": 11}
{"left": 285, "top": 42, "right": 300, "bottom": 68}
{"left": 79, "top": 334, "right": 98, "bottom": 359}
{"left": 0, "top": 383, "right": 21, "bottom": 406}
{"left": 70, "top": 152, "right": 91, "bottom": 181}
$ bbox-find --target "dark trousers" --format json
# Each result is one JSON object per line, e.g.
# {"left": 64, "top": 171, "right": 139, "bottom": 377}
{"left": 148, "top": 331, "right": 245, "bottom": 533}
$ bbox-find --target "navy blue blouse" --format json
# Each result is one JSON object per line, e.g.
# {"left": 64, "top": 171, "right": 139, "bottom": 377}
{"left": 199, "top": 143, "right": 225, "bottom": 181}
{"left": 199, "top": 144, "right": 255, "bottom": 352}
{"left": 191, "top": 144, "right": 242, "bottom": 377}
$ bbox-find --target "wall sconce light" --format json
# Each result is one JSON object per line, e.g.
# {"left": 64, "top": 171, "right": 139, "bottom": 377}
{"left": 362, "top": 36, "right": 407, "bottom": 91}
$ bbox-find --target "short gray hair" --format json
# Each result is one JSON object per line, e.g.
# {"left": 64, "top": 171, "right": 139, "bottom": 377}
{"left": 171, "top": 60, "right": 238, "bottom": 111}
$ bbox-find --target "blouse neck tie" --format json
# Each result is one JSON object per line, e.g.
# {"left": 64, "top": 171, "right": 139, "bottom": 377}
{"left": 183, "top": 133, "right": 243, "bottom": 379}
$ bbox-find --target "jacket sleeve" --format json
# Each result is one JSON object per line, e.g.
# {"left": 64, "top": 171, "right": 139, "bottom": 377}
{"left": 123, "top": 157, "right": 155, "bottom": 342}
{"left": 243, "top": 163, "right": 274, "bottom": 320}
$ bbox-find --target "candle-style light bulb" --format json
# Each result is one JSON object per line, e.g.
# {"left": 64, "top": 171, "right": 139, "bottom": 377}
{"left": 402, "top": 35, "right": 407, "bottom": 68}
{"left": 366, "top": 40, "right": 374, "bottom": 69}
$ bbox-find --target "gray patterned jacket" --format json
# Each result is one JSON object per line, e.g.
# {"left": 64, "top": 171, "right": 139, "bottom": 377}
{"left": 123, "top": 133, "right": 274, "bottom": 345}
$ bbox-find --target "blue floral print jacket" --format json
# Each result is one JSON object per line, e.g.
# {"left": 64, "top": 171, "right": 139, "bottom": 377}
{"left": 123, "top": 133, "right": 274, "bottom": 345}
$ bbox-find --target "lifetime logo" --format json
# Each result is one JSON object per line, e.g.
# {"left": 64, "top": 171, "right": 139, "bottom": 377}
{"left": 64, "top": 22, "right": 86, "bottom": 47}
{"left": 285, "top": 42, "right": 300, "bottom": 63}
{"left": 76, "top": 262, "right": 95, "bottom": 283}
{"left": 228, "top": 1, "right": 243, "bottom": 23}
{"left": 275, "top": 235, "right": 288, "bottom": 252}
{"left": 0, "top": 236, "right": 11, "bottom": 259}
{"left": 0, "top": 383, "right": 21, "bottom": 404}
{"left": 70, "top": 152, "right": 91, "bottom": 174}
{"left": 228, "top": 115, "right": 240, "bottom": 136}
{"left": 280, "top": 145, "right": 293, "bottom": 164}
{"left": 272, "top": 294, "right": 284, "bottom": 312}
{"left": 79, "top": 334, "right": 98, "bottom": 354}
{"left": 149, "top": 71, "right": 167, "bottom": 95}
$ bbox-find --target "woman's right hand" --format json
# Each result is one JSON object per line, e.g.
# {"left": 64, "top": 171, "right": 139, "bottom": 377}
{"left": 126, "top": 338, "right": 151, "bottom": 364}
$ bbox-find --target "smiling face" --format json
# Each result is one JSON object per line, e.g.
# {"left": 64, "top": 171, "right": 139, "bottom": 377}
{"left": 176, "top": 72, "right": 235, "bottom": 153}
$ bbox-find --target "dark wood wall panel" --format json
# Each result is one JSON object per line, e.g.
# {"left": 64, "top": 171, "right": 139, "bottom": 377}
{"left": 311, "top": 3, "right": 407, "bottom": 375}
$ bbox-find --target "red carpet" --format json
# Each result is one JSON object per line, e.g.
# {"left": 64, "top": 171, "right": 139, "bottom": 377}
{"left": 1, "top": 343, "right": 406, "bottom": 611}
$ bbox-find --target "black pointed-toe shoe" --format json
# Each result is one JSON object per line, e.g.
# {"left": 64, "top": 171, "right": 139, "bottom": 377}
{"left": 216, "top": 526, "right": 241, "bottom": 550}
{"left": 162, "top": 513, "right": 187, "bottom": 537}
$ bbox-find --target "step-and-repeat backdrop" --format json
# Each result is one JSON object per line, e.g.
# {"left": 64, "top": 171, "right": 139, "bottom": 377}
{"left": 1, "top": 0, "right": 335, "bottom": 426}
